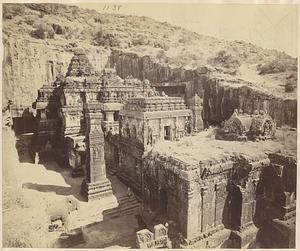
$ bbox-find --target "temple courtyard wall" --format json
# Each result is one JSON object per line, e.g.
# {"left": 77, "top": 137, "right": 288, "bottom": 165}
{"left": 132, "top": 131, "right": 296, "bottom": 248}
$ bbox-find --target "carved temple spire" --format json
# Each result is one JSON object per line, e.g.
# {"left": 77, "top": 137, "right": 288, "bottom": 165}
{"left": 66, "top": 49, "right": 96, "bottom": 77}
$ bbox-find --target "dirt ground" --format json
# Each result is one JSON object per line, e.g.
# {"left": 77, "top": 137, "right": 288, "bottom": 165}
{"left": 54, "top": 215, "right": 138, "bottom": 248}
{"left": 2, "top": 128, "right": 138, "bottom": 248}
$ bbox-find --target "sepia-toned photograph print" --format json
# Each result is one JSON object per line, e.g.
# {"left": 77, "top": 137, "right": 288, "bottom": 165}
{"left": 1, "top": 1, "right": 298, "bottom": 249}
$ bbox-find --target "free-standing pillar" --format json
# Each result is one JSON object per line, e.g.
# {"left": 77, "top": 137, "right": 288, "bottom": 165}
{"left": 81, "top": 103, "right": 113, "bottom": 201}
{"left": 105, "top": 111, "right": 115, "bottom": 122}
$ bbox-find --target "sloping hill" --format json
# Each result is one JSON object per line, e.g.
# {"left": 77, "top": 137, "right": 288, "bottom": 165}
{"left": 2, "top": 3, "right": 297, "bottom": 107}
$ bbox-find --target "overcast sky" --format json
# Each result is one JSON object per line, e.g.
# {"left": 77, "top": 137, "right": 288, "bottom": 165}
{"left": 73, "top": 3, "right": 298, "bottom": 57}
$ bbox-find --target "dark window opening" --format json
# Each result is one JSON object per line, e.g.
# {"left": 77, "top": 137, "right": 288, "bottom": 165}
{"left": 13, "top": 117, "right": 36, "bottom": 135}
{"left": 102, "top": 112, "right": 106, "bottom": 121}
{"left": 230, "top": 186, "right": 242, "bottom": 231}
{"left": 114, "top": 111, "right": 119, "bottom": 121}
{"left": 164, "top": 126, "right": 171, "bottom": 140}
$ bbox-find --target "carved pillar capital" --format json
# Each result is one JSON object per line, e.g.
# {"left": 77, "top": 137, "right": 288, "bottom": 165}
{"left": 201, "top": 186, "right": 208, "bottom": 196}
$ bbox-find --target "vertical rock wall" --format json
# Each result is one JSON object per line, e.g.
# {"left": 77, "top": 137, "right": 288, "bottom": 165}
{"left": 3, "top": 37, "right": 110, "bottom": 107}
{"left": 109, "top": 50, "right": 199, "bottom": 84}
{"left": 109, "top": 50, "right": 205, "bottom": 110}
{"left": 202, "top": 79, "right": 297, "bottom": 127}
{"left": 4, "top": 42, "right": 296, "bottom": 128}
{"left": 110, "top": 50, "right": 296, "bottom": 127}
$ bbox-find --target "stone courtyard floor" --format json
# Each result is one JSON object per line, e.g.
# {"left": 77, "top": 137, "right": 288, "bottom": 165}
{"left": 25, "top": 160, "right": 139, "bottom": 248}
{"left": 3, "top": 130, "right": 139, "bottom": 248}
{"left": 55, "top": 214, "right": 138, "bottom": 248}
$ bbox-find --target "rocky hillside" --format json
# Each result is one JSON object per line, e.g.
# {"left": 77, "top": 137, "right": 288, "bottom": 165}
{"left": 2, "top": 3, "right": 297, "bottom": 123}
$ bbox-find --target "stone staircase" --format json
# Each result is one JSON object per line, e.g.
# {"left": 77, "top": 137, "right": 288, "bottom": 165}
{"left": 106, "top": 166, "right": 118, "bottom": 177}
{"left": 103, "top": 194, "right": 141, "bottom": 220}
{"left": 107, "top": 167, "right": 142, "bottom": 195}
{"left": 117, "top": 172, "right": 142, "bottom": 194}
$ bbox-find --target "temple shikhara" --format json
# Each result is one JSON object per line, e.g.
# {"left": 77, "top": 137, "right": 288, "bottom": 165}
{"left": 7, "top": 49, "right": 296, "bottom": 249}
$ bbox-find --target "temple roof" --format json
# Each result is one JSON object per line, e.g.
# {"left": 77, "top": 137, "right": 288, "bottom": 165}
{"left": 151, "top": 129, "right": 283, "bottom": 167}
{"left": 66, "top": 50, "right": 96, "bottom": 77}
{"left": 123, "top": 96, "right": 188, "bottom": 112}
{"left": 223, "top": 114, "right": 253, "bottom": 134}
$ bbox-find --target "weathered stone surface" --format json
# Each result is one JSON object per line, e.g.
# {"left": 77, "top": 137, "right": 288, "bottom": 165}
{"left": 3, "top": 37, "right": 110, "bottom": 107}
{"left": 252, "top": 153, "right": 296, "bottom": 248}
{"left": 81, "top": 103, "right": 113, "bottom": 201}
{"left": 10, "top": 48, "right": 295, "bottom": 248}
{"left": 136, "top": 224, "right": 169, "bottom": 249}
{"left": 230, "top": 224, "right": 259, "bottom": 248}
{"left": 66, "top": 49, "right": 95, "bottom": 77}
{"left": 203, "top": 79, "right": 296, "bottom": 127}
{"left": 136, "top": 229, "right": 154, "bottom": 249}
{"left": 216, "top": 109, "right": 276, "bottom": 141}
{"left": 110, "top": 50, "right": 296, "bottom": 128}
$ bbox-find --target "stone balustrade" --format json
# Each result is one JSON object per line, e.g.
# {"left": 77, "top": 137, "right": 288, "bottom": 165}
{"left": 98, "top": 86, "right": 146, "bottom": 103}
{"left": 123, "top": 97, "right": 187, "bottom": 112}
{"left": 37, "top": 118, "right": 60, "bottom": 131}
{"left": 10, "top": 105, "right": 27, "bottom": 118}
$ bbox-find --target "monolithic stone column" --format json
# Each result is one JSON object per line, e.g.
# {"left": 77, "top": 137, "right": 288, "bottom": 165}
{"left": 106, "top": 111, "right": 114, "bottom": 122}
{"left": 191, "top": 105, "right": 203, "bottom": 132}
{"left": 81, "top": 103, "right": 113, "bottom": 201}
{"left": 239, "top": 174, "right": 259, "bottom": 227}
{"left": 200, "top": 186, "right": 208, "bottom": 232}
{"left": 189, "top": 93, "right": 204, "bottom": 131}
{"left": 215, "top": 182, "right": 227, "bottom": 228}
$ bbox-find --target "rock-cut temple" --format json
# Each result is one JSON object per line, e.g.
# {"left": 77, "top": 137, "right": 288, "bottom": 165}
{"left": 9, "top": 50, "right": 296, "bottom": 249}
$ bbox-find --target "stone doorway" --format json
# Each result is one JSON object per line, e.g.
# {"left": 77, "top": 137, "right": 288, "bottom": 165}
{"left": 230, "top": 185, "right": 242, "bottom": 231}
{"left": 13, "top": 117, "right": 36, "bottom": 135}
{"left": 164, "top": 126, "right": 171, "bottom": 140}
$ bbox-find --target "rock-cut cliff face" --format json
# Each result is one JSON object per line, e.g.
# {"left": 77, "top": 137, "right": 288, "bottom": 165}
{"left": 109, "top": 50, "right": 198, "bottom": 84}
{"left": 3, "top": 39, "right": 296, "bottom": 128}
{"left": 3, "top": 37, "right": 70, "bottom": 106}
{"left": 3, "top": 36, "right": 110, "bottom": 107}
{"left": 202, "top": 79, "right": 297, "bottom": 128}
{"left": 109, "top": 50, "right": 205, "bottom": 104}
{"left": 109, "top": 50, "right": 297, "bottom": 128}
{"left": 2, "top": 3, "right": 297, "bottom": 129}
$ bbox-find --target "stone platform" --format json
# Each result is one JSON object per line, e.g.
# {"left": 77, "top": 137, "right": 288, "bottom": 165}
{"left": 16, "top": 155, "right": 140, "bottom": 232}
{"left": 181, "top": 228, "right": 232, "bottom": 249}
{"left": 68, "top": 194, "right": 118, "bottom": 230}
{"left": 81, "top": 179, "right": 113, "bottom": 202}
{"left": 68, "top": 175, "right": 140, "bottom": 230}
{"left": 230, "top": 223, "right": 259, "bottom": 248}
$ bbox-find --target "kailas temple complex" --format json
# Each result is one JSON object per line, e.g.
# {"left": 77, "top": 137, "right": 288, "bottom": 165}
{"left": 4, "top": 49, "right": 296, "bottom": 249}
{"left": 2, "top": 3, "right": 298, "bottom": 250}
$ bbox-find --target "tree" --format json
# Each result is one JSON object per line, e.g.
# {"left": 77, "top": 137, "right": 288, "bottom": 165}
{"left": 209, "top": 50, "right": 241, "bottom": 69}
{"left": 31, "top": 23, "right": 55, "bottom": 39}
